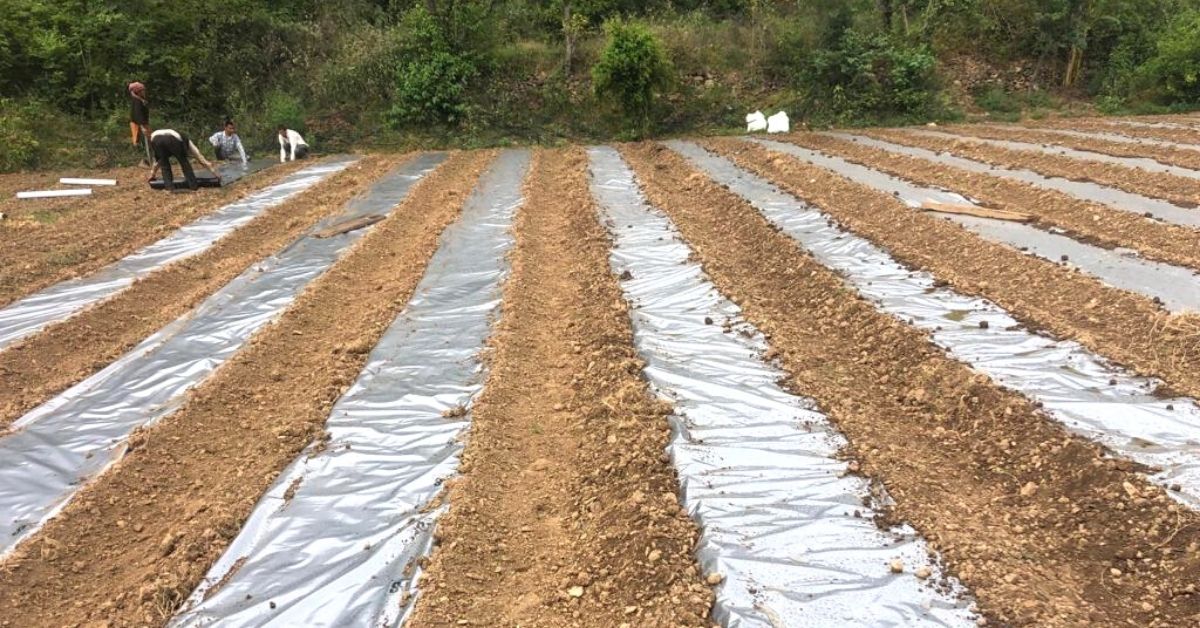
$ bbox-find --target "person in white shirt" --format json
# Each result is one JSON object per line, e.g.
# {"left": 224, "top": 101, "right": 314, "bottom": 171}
{"left": 277, "top": 126, "right": 310, "bottom": 163}
{"left": 147, "top": 129, "right": 221, "bottom": 191}
{"left": 208, "top": 118, "right": 248, "bottom": 164}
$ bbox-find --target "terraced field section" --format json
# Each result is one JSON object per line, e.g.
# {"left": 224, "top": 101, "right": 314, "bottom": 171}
{"left": 2, "top": 115, "right": 1200, "bottom": 628}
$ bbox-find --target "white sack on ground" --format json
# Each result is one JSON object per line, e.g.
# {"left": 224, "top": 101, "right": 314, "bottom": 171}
{"left": 746, "top": 111, "right": 767, "bottom": 133}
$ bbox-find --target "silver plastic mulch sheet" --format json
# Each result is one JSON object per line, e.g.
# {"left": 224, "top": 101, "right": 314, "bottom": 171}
{"left": 0, "top": 154, "right": 444, "bottom": 556}
{"left": 911, "top": 129, "right": 1200, "bottom": 180}
{"left": 830, "top": 131, "right": 1200, "bottom": 228}
{"left": 170, "top": 150, "right": 529, "bottom": 628}
{"left": 670, "top": 140, "right": 1200, "bottom": 511}
{"left": 756, "top": 138, "right": 1200, "bottom": 313}
{"left": 588, "top": 145, "right": 978, "bottom": 628}
{"left": 0, "top": 157, "right": 356, "bottom": 351}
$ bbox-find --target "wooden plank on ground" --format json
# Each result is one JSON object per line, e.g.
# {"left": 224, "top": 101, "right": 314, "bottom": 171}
{"left": 312, "top": 214, "right": 386, "bottom": 238}
{"left": 921, "top": 200, "right": 1032, "bottom": 222}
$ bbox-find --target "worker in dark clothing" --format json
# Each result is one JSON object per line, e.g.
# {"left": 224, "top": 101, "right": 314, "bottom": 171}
{"left": 128, "top": 82, "right": 151, "bottom": 165}
{"left": 147, "top": 129, "right": 221, "bottom": 191}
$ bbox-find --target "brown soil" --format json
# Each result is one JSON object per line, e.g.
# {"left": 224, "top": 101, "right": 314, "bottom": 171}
{"left": 703, "top": 137, "right": 1200, "bottom": 404}
{"left": 0, "top": 159, "right": 309, "bottom": 308}
{"left": 806, "top": 130, "right": 1200, "bottom": 272}
{"left": 1027, "top": 117, "right": 1200, "bottom": 148}
{"left": 409, "top": 148, "right": 711, "bottom": 627}
{"left": 902, "top": 126, "right": 1200, "bottom": 208}
{"left": 620, "top": 141, "right": 1200, "bottom": 627}
{"left": 0, "top": 155, "right": 401, "bottom": 432}
{"left": 0, "top": 150, "right": 495, "bottom": 627}
{"left": 0, "top": 166, "right": 143, "bottom": 212}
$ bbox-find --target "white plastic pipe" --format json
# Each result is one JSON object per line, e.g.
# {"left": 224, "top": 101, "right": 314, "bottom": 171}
{"left": 60, "top": 178, "right": 117, "bottom": 186}
{"left": 16, "top": 189, "right": 93, "bottom": 199}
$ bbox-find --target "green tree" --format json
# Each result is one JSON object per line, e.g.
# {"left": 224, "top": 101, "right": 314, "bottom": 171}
{"left": 592, "top": 18, "right": 674, "bottom": 133}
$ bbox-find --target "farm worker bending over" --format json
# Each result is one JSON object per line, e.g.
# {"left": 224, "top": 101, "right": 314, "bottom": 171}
{"left": 208, "top": 118, "right": 248, "bottom": 164}
{"left": 147, "top": 129, "right": 221, "bottom": 191}
{"left": 277, "top": 126, "right": 309, "bottom": 163}
{"left": 128, "top": 81, "right": 151, "bottom": 164}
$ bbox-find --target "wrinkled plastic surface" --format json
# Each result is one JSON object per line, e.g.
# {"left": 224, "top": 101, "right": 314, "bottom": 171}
{"left": 671, "top": 140, "right": 1200, "bottom": 510}
{"left": 832, "top": 131, "right": 1200, "bottom": 229}
{"left": 170, "top": 150, "right": 529, "bottom": 628}
{"left": 0, "top": 154, "right": 445, "bottom": 557}
{"left": 150, "top": 158, "right": 275, "bottom": 189}
{"left": 912, "top": 129, "right": 1200, "bottom": 180}
{"left": 757, "top": 138, "right": 1200, "bottom": 313}
{"left": 589, "top": 145, "right": 977, "bottom": 628}
{"left": 0, "top": 157, "right": 355, "bottom": 351}
{"left": 746, "top": 111, "right": 767, "bottom": 133}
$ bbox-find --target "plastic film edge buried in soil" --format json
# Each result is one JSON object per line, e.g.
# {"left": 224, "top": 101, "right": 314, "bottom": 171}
{"left": 0, "top": 157, "right": 356, "bottom": 351}
{"left": 832, "top": 131, "right": 1200, "bottom": 229}
{"left": 758, "top": 138, "right": 1200, "bottom": 313}
{"left": 588, "top": 145, "right": 979, "bottom": 628}
{"left": 670, "top": 140, "right": 1200, "bottom": 511}
{"left": 0, "top": 153, "right": 445, "bottom": 557}
{"left": 169, "top": 149, "right": 529, "bottom": 628}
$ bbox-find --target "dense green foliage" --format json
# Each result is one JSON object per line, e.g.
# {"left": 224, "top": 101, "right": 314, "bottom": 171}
{"left": 2, "top": 0, "right": 1200, "bottom": 170}
{"left": 592, "top": 19, "right": 674, "bottom": 134}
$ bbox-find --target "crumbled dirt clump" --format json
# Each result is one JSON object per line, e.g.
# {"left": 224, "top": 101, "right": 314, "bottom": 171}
{"left": 0, "top": 151, "right": 494, "bottom": 626}
{"left": 0, "top": 155, "right": 401, "bottom": 431}
{"left": 409, "top": 148, "right": 712, "bottom": 627}
{"left": 620, "top": 141, "right": 1200, "bottom": 626}
{"left": 926, "top": 125, "right": 1200, "bottom": 206}
{"left": 0, "top": 159, "right": 308, "bottom": 307}
{"left": 704, "top": 137, "right": 1200, "bottom": 402}
{"left": 806, "top": 130, "right": 1200, "bottom": 272}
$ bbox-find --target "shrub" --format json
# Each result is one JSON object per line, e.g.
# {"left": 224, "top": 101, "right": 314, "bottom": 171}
{"left": 1139, "top": 10, "right": 1200, "bottom": 106}
{"left": 0, "top": 101, "right": 39, "bottom": 171}
{"left": 799, "top": 30, "right": 942, "bottom": 124}
{"left": 388, "top": 4, "right": 495, "bottom": 128}
{"left": 592, "top": 19, "right": 674, "bottom": 133}
{"left": 263, "top": 91, "right": 307, "bottom": 132}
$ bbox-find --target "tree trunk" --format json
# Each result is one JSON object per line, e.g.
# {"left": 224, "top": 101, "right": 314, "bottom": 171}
{"left": 563, "top": 1, "right": 574, "bottom": 73}
{"left": 878, "top": 0, "right": 894, "bottom": 30}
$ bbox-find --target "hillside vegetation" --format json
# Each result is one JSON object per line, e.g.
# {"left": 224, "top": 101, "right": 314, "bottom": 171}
{"left": 3, "top": 0, "right": 1200, "bottom": 170}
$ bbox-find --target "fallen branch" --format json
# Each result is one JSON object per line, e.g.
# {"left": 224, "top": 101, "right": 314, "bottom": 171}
{"left": 922, "top": 200, "right": 1032, "bottom": 222}
{"left": 312, "top": 214, "right": 386, "bottom": 238}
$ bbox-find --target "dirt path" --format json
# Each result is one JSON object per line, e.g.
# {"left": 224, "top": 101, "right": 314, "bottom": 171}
{"left": 934, "top": 126, "right": 1200, "bottom": 203}
{"left": 702, "top": 137, "right": 1200, "bottom": 404}
{"left": 0, "top": 156, "right": 399, "bottom": 431}
{"left": 931, "top": 123, "right": 1200, "bottom": 172}
{"left": 619, "top": 142, "right": 1200, "bottom": 627}
{"left": 799, "top": 131, "right": 1200, "bottom": 272}
{"left": 1028, "top": 118, "right": 1200, "bottom": 147}
{"left": 0, "top": 151, "right": 493, "bottom": 627}
{"left": 0, "top": 160, "right": 308, "bottom": 307}
{"left": 409, "top": 148, "right": 711, "bottom": 627}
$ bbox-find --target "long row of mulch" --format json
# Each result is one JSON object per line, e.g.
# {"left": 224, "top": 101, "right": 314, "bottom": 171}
{"left": 620, "top": 141, "right": 1200, "bottom": 627}
{"left": 703, "top": 136, "right": 1200, "bottom": 406}
{"left": 800, "top": 130, "right": 1200, "bottom": 272}
{"left": 1026, "top": 117, "right": 1200, "bottom": 147}
{"left": 0, "top": 159, "right": 310, "bottom": 308}
{"left": 409, "top": 148, "right": 712, "bottom": 627}
{"left": 0, "top": 150, "right": 494, "bottom": 627}
{"left": 902, "top": 125, "right": 1200, "bottom": 206}
{"left": 0, "top": 155, "right": 402, "bottom": 431}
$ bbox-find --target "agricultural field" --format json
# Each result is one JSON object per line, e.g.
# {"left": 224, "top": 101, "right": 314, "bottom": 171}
{"left": 2, "top": 115, "right": 1200, "bottom": 627}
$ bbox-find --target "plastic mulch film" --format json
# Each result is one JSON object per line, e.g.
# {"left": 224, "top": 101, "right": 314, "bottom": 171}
{"left": 0, "top": 154, "right": 445, "bottom": 557}
{"left": 588, "top": 146, "right": 979, "bottom": 628}
{"left": 668, "top": 140, "right": 1200, "bottom": 511}
{"left": 830, "top": 131, "right": 1200, "bottom": 229}
{"left": 910, "top": 129, "right": 1200, "bottom": 180}
{"left": 981, "top": 124, "right": 1200, "bottom": 153}
{"left": 170, "top": 150, "right": 529, "bottom": 628}
{"left": 1106, "top": 119, "right": 1200, "bottom": 132}
{"left": 756, "top": 138, "right": 1200, "bottom": 313}
{"left": 0, "top": 156, "right": 357, "bottom": 351}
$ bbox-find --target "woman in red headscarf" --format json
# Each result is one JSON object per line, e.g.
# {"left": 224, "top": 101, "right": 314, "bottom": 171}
{"left": 129, "top": 82, "right": 151, "bottom": 164}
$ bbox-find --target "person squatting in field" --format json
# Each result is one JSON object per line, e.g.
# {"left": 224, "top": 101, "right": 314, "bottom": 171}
{"left": 128, "top": 82, "right": 151, "bottom": 165}
{"left": 147, "top": 129, "right": 221, "bottom": 191}
{"left": 209, "top": 119, "right": 248, "bottom": 164}
{"left": 277, "top": 126, "right": 310, "bottom": 163}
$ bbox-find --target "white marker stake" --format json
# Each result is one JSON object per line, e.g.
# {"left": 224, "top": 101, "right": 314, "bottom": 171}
{"left": 60, "top": 178, "right": 117, "bottom": 186}
{"left": 16, "top": 189, "right": 93, "bottom": 199}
